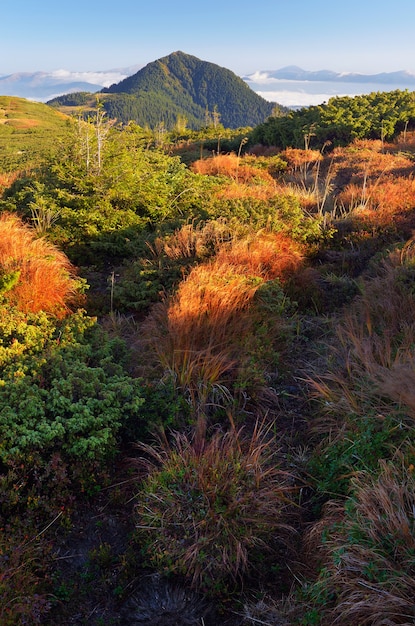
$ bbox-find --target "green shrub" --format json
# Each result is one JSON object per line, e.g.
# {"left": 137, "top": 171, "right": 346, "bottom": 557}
{"left": 0, "top": 304, "right": 147, "bottom": 624}
{"left": 308, "top": 413, "right": 395, "bottom": 497}
{"left": 122, "top": 378, "right": 191, "bottom": 442}
{"left": 205, "top": 193, "right": 326, "bottom": 245}
{"left": 0, "top": 306, "right": 144, "bottom": 462}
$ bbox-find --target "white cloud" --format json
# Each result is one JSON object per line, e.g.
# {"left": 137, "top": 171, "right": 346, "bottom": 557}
{"left": 254, "top": 89, "right": 354, "bottom": 108}
{"left": 245, "top": 71, "right": 272, "bottom": 82}
{"left": 49, "top": 69, "right": 129, "bottom": 87}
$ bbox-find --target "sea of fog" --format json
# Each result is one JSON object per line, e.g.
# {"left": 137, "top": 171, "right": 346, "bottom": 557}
{"left": 247, "top": 79, "right": 415, "bottom": 108}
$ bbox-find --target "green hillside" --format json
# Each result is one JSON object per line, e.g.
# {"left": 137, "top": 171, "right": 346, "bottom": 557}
{"left": 49, "top": 51, "right": 279, "bottom": 129}
{"left": 0, "top": 96, "right": 72, "bottom": 170}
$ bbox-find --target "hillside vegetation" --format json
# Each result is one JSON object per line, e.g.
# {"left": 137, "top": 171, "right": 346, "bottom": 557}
{"left": 2, "top": 89, "right": 415, "bottom": 625}
{"left": 0, "top": 96, "right": 72, "bottom": 172}
{"left": 252, "top": 88, "right": 415, "bottom": 147}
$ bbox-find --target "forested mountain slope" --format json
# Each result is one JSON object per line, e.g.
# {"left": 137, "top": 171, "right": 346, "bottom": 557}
{"left": 49, "top": 51, "right": 279, "bottom": 129}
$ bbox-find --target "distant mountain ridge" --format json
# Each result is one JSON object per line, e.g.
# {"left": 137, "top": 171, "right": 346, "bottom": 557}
{"left": 97, "top": 51, "right": 277, "bottom": 128}
{"left": 0, "top": 66, "right": 140, "bottom": 101}
{"left": 0, "top": 58, "right": 415, "bottom": 116}
{"left": 244, "top": 66, "right": 415, "bottom": 85}
{"left": 2, "top": 59, "right": 415, "bottom": 108}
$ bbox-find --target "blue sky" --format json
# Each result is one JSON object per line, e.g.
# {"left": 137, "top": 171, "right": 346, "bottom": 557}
{"left": 2, "top": 0, "right": 415, "bottom": 76}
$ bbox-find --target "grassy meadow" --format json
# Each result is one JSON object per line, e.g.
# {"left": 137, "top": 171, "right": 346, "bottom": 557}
{"left": 1, "top": 95, "right": 415, "bottom": 625}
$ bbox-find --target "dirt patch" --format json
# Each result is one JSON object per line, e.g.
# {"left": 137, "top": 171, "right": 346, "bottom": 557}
{"left": 45, "top": 488, "right": 242, "bottom": 625}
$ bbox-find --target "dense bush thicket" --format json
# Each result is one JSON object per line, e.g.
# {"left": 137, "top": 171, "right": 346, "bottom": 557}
{"left": 251, "top": 89, "right": 415, "bottom": 148}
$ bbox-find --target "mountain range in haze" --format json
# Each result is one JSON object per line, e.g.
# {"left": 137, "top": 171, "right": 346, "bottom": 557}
{"left": 243, "top": 66, "right": 415, "bottom": 84}
{"left": 0, "top": 66, "right": 141, "bottom": 101}
{"left": 1, "top": 64, "right": 415, "bottom": 105}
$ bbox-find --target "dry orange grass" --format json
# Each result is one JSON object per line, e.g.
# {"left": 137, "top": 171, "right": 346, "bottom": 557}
{"left": 337, "top": 176, "right": 415, "bottom": 226}
{"left": 393, "top": 130, "right": 415, "bottom": 152}
{"left": 0, "top": 212, "right": 79, "bottom": 316}
{"left": 215, "top": 181, "right": 279, "bottom": 202}
{"left": 142, "top": 263, "right": 254, "bottom": 426}
{"left": 150, "top": 219, "right": 235, "bottom": 261}
{"left": 286, "top": 187, "right": 322, "bottom": 213}
{"left": 364, "top": 176, "right": 415, "bottom": 210}
{"left": 215, "top": 232, "right": 303, "bottom": 282}
{"left": 191, "top": 153, "right": 274, "bottom": 184}
{"left": 280, "top": 148, "right": 323, "bottom": 169}
{"left": 153, "top": 232, "right": 303, "bottom": 355}
{"left": 147, "top": 261, "right": 259, "bottom": 365}
{"left": 0, "top": 171, "right": 19, "bottom": 195}
{"left": 143, "top": 232, "right": 303, "bottom": 419}
{"left": 332, "top": 140, "right": 414, "bottom": 180}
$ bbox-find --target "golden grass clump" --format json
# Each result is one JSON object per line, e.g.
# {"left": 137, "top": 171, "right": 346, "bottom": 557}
{"left": 214, "top": 231, "right": 303, "bottom": 282}
{"left": 337, "top": 176, "right": 415, "bottom": 222}
{"left": 150, "top": 219, "right": 235, "bottom": 261}
{"left": 142, "top": 232, "right": 302, "bottom": 422}
{"left": 145, "top": 233, "right": 302, "bottom": 357}
{"left": 332, "top": 140, "right": 413, "bottom": 180}
{"left": 0, "top": 171, "right": 19, "bottom": 193}
{"left": 166, "top": 262, "right": 259, "bottom": 343}
{"left": 191, "top": 153, "right": 274, "bottom": 184}
{"left": 0, "top": 212, "right": 79, "bottom": 316}
{"left": 215, "top": 181, "right": 279, "bottom": 202}
{"left": 280, "top": 148, "right": 323, "bottom": 169}
{"left": 142, "top": 261, "right": 258, "bottom": 422}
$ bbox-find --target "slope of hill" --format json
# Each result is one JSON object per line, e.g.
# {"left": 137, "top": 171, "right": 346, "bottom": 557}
{"left": 4, "top": 89, "right": 415, "bottom": 624}
{"left": 0, "top": 96, "right": 72, "bottom": 170}
{"left": 49, "top": 51, "right": 278, "bottom": 129}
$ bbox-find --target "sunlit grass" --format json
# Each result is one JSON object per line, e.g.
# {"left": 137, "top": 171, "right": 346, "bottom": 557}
{"left": 214, "top": 231, "right": 303, "bottom": 281}
{"left": 141, "top": 231, "right": 303, "bottom": 428}
{"left": 0, "top": 212, "right": 80, "bottom": 316}
{"left": 0, "top": 171, "right": 19, "bottom": 193}
{"left": 191, "top": 152, "right": 275, "bottom": 184}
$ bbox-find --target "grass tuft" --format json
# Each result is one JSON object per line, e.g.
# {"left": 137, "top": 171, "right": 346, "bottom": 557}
{"left": 0, "top": 212, "right": 80, "bottom": 316}
{"left": 133, "top": 420, "right": 296, "bottom": 595}
{"left": 305, "top": 460, "right": 415, "bottom": 625}
{"left": 141, "top": 231, "right": 302, "bottom": 428}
